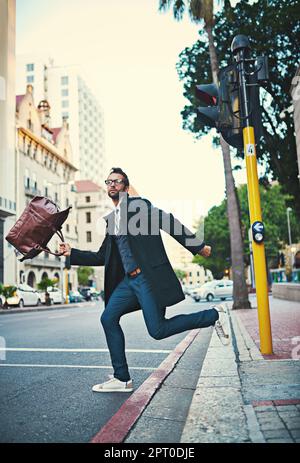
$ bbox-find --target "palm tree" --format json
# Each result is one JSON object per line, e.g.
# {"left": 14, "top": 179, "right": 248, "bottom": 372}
{"left": 159, "top": 0, "right": 251, "bottom": 309}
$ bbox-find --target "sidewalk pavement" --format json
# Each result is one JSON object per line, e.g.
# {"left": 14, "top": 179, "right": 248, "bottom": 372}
{"left": 180, "top": 295, "right": 300, "bottom": 443}
{"left": 125, "top": 295, "right": 300, "bottom": 444}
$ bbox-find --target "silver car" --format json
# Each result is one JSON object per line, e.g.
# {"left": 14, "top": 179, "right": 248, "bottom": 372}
{"left": 192, "top": 280, "right": 233, "bottom": 302}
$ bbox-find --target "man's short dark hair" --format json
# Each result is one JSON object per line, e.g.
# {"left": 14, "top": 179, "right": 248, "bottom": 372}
{"left": 109, "top": 167, "right": 130, "bottom": 187}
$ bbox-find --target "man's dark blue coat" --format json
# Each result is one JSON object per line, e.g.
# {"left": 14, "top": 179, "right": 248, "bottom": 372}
{"left": 70, "top": 194, "right": 205, "bottom": 309}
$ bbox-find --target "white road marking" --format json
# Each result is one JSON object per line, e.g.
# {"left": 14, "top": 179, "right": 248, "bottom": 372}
{"left": 0, "top": 347, "right": 171, "bottom": 353}
{"left": 0, "top": 363, "right": 156, "bottom": 370}
{"left": 47, "top": 314, "right": 71, "bottom": 319}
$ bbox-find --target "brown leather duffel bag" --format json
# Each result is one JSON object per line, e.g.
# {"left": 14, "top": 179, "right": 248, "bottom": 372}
{"left": 5, "top": 196, "right": 72, "bottom": 262}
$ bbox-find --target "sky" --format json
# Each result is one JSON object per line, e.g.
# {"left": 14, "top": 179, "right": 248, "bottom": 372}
{"left": 16, "top": 0, "right": 249, "bottom": 227}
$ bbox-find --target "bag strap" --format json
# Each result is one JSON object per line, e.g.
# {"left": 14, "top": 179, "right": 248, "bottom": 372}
{"left": 33, "top": 228, "right": 66, "bottom": 257}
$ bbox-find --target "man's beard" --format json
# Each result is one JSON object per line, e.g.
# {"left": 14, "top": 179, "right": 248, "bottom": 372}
{"left": 108, "top": 190, "right": 119, "bottom": 199}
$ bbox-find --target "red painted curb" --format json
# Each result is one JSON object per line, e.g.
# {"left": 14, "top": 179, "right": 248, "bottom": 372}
{"left": 90, "top": 328, "right": 201, "bottom": 443}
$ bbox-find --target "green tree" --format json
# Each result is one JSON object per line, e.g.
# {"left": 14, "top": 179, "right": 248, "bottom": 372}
{"left": 194, "top": 183, "right": 300, "bottom": 278}
{"left": 0, "top": 284, "right": 17, "bottom": 309}
{"left": 37, "top": 278, "right": 57, "bottom": 292}
{"left": 77, "top": 267, "right": 94, "bottom": 286}
{"left": 159, "top": 0, "right": 250, "bottom": 309}
{"left": 176, "top": 0, "right": 300, "bottom": 218}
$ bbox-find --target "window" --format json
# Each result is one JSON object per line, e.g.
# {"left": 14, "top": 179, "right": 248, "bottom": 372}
{"left": 189, "top": 272, "right": 192, "bottom": 277}
{"left": 24, "top": 169, "right": 30, "bottom": 189}
{"left": 26, "top": 75, "right": 34, "bottom": 83}
{"left": 62, "top": 112, "right": 69, "bottom": 120}
{"left": 86, "top": 231, "right": 92, "bottom": 242}
{"left": 62, "top": 100, "right": 69, "bottom": 108}
{"left": 85, "top": 196, "right": 90, "bottom": 203}
{"left": 61, "top": 76, "right": 69, "bottom": 85}
{"left": 26, "top": 63, "right": 34, "bottom": 72}
{"left": 61, "top": 88, "right": 69, "bottom": 97}
{"left": 197, "top": 271, "right": 200, "bottom": 277}
{"left": 32, "top": 172, "right": 37, "bottom": 191}
{"left": 86, "top": 212, "right": 91, "bottom": 223}
{"left": 55, "top": 192, "right": 58, "bottom": 202}
{"left": 66, "top": 224, "right": 70, "bottom": 232}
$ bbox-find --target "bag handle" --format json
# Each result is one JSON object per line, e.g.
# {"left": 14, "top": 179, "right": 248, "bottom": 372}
{"left": 32, "top": 228, "right": 66, "bottom": 257}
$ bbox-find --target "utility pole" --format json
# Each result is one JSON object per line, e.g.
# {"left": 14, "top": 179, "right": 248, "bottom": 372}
{"left": 231, "top": 35, "right": 273, "bottom": 355}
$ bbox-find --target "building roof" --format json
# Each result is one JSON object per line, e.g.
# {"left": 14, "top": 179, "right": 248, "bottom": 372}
{"left": 75, "top": 180, "right": 102, "bottom": 193}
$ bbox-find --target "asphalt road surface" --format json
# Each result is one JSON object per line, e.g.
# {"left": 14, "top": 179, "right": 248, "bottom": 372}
{"left": 0, "top": 296, "right": 220, "bottom": 443}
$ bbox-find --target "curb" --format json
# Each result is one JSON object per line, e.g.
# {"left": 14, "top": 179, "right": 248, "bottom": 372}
{"left": 180, "top": 304, "right": 251, "bottom": 443}
{"left": 0, "top": 302, "right": 96, "bottom": 315}
{"left": 90, "top": 329, "right": 201, "bottom": 443}
{"left": 230, "top": 309, "right": 263, "bottom": 361}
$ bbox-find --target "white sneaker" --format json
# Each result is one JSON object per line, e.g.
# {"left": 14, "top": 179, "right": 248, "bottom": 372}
{"left": 213, "top": 304, "right": 230, "bottom": 346}
{"left": 92, "top": 376, "right": 134, "bottom": 393}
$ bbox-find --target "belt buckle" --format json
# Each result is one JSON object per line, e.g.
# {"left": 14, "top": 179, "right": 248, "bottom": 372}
{"left": 129, "top": 267, "right": 140, "bottom": 278}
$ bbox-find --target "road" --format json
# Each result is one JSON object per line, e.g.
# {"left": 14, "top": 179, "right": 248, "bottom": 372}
{"left": 0, "top": 296, "right": 222, "bottom": 443}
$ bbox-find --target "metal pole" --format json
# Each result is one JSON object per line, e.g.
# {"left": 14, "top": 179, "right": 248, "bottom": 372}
{"left": 232, "top": 35, "right": 273, "bottom": 355}
{"left": 287, "top": 208, "right": 292, "bottom": 245}
{"left": 58, "top": 183, "right": 64, "bottom": 299}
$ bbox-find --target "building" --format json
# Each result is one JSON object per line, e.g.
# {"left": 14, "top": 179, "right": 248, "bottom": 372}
{"left": 0, "top": 0, "right": 17, "bottom": 285}
{"left": 16, "top": 55, "right": 106, "bottom": 186}
{"left": 74, "top": 180, "right": 107, "bottom": 291}
{"left": 16, "top": 84, "right": 78, "bottom": 292}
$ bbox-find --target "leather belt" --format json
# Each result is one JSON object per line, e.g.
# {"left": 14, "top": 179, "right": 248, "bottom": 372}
{"left": 128, "top": 267, "right": 141, "bottom": 278}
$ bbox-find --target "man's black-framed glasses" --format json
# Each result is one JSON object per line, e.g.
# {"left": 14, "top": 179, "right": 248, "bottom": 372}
{"left": 105, "top": 179, "right": 124, "bottom": 186}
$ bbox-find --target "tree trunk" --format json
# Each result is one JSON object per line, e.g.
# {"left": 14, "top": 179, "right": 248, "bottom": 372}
{"left": 205, "top": 23, "right": 251, "bottom": 309}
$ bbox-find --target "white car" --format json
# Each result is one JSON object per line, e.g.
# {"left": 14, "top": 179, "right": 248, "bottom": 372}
{"left": 39, "top": 287, "right": 63, "bottom": 305}
{"left": 0, "top": 294, "right": 5, "bottom": 308}
{"left": 192, "top": 280, "right": 233, "bottom": 302}
{"left": 6, "top": 284, "right": 42, "bottom": 308}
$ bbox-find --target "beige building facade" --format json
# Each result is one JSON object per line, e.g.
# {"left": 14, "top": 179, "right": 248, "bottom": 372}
{"left": 75, "top": 180, "right": 108, "bottom": 291}
{"left": 16, "top": 84, "right": 78, "bottom": 292}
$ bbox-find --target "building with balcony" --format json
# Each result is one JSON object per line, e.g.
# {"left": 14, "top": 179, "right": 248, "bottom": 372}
{"left": 74, "top": 180, "right": 108, "bottom": 291}
{"left": 16, "top": 56, "right": 106, "bottom": 186}
{"left": 15, "top": 84, "right": 78, "bottom": 292}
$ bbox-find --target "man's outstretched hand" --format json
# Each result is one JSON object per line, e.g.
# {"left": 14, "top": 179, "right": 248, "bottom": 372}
{"left": 59, "top": 242, "right": 71, "bottom": 256}
{"left": 198, "top": 245, "right": 211, "bottom": 257}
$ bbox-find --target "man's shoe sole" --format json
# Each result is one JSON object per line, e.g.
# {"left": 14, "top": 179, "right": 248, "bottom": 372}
{"left": 92, "top": 387, "right": 134, "bottom": 393}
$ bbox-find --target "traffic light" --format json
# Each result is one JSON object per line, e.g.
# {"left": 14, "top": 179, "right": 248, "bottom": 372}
{"left": 195, "top": 63, "right": 263, "bottom": 150}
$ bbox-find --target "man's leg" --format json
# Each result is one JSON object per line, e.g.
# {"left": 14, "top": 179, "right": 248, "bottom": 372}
{"left": 129, "top": 273, "right": 218, "bottom": 340}
{"left": 100, "top": 277, "right": 139, "bottom": 381}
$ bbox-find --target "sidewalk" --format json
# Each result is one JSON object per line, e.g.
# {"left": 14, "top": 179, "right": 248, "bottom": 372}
{"left": 180, "top": 295, "right": 300, "bottom": 443}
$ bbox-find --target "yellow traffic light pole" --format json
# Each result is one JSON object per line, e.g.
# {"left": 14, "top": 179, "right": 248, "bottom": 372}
{"left": 232, "top": 35, "right": 273, "bottom": 355}
{"left": 244, "top": 126, "right": 273, "bottom": 354}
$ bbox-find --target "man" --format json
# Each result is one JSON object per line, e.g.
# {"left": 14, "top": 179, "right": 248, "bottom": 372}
{"left": 59, "top": 167, "right": 229, "bottom": 393}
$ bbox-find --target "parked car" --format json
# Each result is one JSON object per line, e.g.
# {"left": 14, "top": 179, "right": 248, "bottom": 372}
{"left": 6, "top": 284, "right": 42, "bottom": 307}
{"left": 185, "top": 285, "right": 199, "bottom": 296}
{"left": 39, "top": 287, "right": 63, "bottom": 305}
{"left": 68, "top": 290, "right": 85, "bottom": 303}
{"left": 191, "top": 280, "right": 233, "bottom": 302}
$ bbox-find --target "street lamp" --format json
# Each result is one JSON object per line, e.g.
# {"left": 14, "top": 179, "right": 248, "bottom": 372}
{"left": 286, "top": 207, "right": 292, "bottom": 245}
